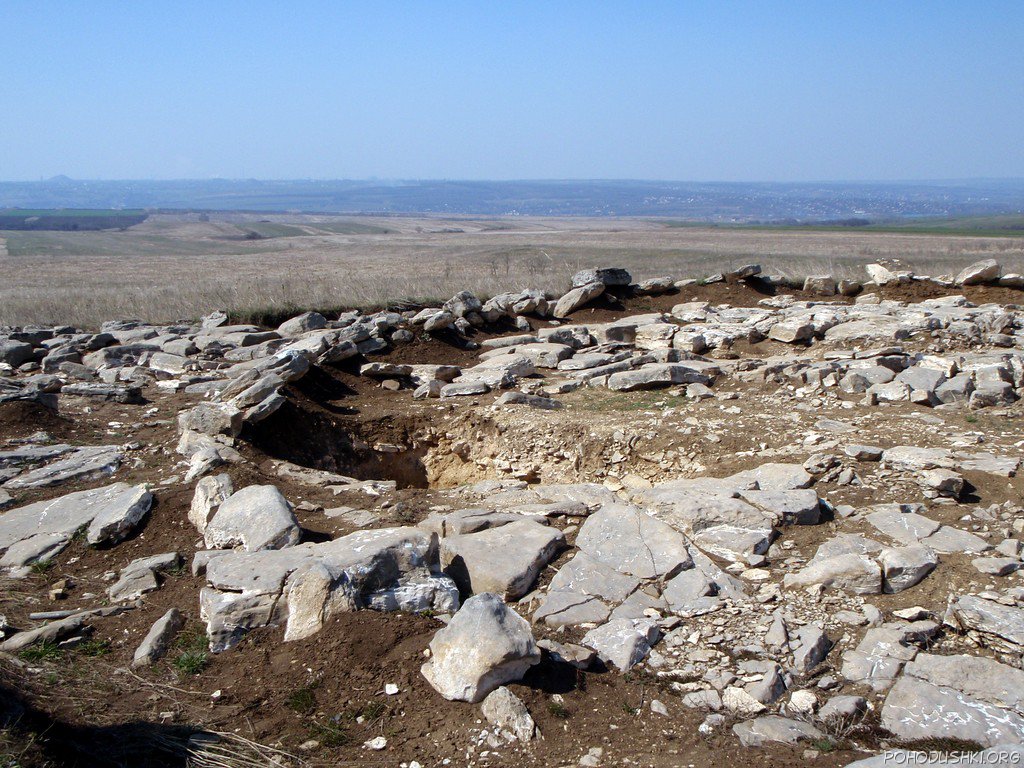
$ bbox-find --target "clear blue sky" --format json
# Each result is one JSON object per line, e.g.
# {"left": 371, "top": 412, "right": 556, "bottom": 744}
{"left": 3, "top": 1, "right": 1022, "bottom": 181}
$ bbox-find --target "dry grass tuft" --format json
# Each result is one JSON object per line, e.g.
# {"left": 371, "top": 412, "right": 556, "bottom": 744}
{"left": 3, "top": 214, "right": 1023, "bottom": 328}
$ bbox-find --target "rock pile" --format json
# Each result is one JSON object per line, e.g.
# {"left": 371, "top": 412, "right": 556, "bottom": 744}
{"left": 2, "top": 260, "right": 1024, "bottom": 763}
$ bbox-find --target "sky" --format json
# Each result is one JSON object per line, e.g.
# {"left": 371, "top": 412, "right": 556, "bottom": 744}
{"left": 2, "top": 1, "right": 1023, "bottom": 182}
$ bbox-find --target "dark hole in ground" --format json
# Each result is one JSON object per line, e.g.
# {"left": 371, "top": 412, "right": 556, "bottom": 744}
{"left": 245, "top": 396, "right": 434, "bottom": 489}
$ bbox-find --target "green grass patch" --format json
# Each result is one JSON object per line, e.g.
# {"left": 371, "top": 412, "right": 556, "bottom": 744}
{"left": 547, "top": 701, "right": 570, "bottom": 719}
{"left": 18, "top": 641, "right": 62, "bottom": 663}
{"left": 310, "top": 220, "right": 398, "bottom": 235}
{"left": 307, "top": 718, "right": 350, "bottom": 747}
{"left": 76, "top": 638, "right": 110, "bottom": 657}
{"left": 171, "top": 627, "right": 209, "bottom": 676}
{"left": 29, "top": 560, "right": 53, "bottom": 575}
{"left": 234, "top": 222, "right": 309, "bottom": 239}
{"left": 287, "top": 684, "right": 318, "bottom": 715}
{"left": 659, "top": 214, "right": 1024, "bottom": 238}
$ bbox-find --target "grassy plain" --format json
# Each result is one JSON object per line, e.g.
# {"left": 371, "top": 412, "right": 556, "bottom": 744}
{"left": 2, "top": 212, "right": 1024, "bottom": 328}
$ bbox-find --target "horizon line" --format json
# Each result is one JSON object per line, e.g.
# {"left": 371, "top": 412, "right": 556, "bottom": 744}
{"left": 4, "top": 176, "right": 1024, "bottom": 186}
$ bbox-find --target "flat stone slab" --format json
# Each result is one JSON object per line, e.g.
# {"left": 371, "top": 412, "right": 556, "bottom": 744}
{"left": 440, "top": 519, "right": 565, "bottom": 600}
{"left": 882, "top": 674, "right": 1024, "bottom": 748}
{"left": 0, "top": 483, "right": 152, "bottom": 571}
{"left": 952, "top": 595, "right": 1024, "bottom": 649}
{"left": 733, "top": 715, "right": 824, "bottom": 747}
{"left": 575, "top": 503, "right": 692, "bottom": 580}
{"left": 3, "top": 445, "right": 123, "bottom": 490}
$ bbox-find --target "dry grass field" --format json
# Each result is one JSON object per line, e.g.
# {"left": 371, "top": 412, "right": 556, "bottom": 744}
{"left": 3, "top": 213, "right": 1024, "bottom": 328}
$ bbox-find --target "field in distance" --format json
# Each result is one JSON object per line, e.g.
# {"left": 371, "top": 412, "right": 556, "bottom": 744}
{"left": 2, "top": 211, "right": 1024, "bottom": 328}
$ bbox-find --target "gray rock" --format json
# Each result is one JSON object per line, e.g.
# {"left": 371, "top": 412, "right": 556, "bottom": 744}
{"left": 973, "top": 557, "right": 1021, "bottom": 577}
{"left": 204, "top": 485, "right": 300, "bottom": 552}
{"left": 792, "top": 625, "right": 832, "bottom": 674}
{"left": 0, "top": 612, "right": 89, "bottom": 652}
{"left": 553, "top": 282, "right": 606, "bottom": 319}
{"left": 817, "top": 695, "right": 867, "bottom": 722}
{"left": 3, "top": 445, "right": 123, "bottom": 490}
{"left": 606, "top": 363, "right": 710, "bottom": 391}
{"left": 803, "top": 276, "right": 837, "bottom": 295}
{"left": 575, "top": 503, "right": 692, "bottom": 580}
{"left": 956, "top": 259, "right": 1001, "bottom": 286}
{"left": 572, "top": 268, "right": 632, "bottom": 288}
{"left": 726, "top": 264, "right": 761, "bottom": 281}
{"left": 545, "top": 552, "right": 640, "bottom": 604}
{"left": 881, "top": 667, "right": 1024, "bottom": 747}
{"left": 423, "top": 311, "right": 455, "bottom": 333}
{"left": 581, "top": 617, "right": 659, "bottom": 671}
{"left": 783, "top": 553, "right": 882, "bottom": 595}
{"left": 878, "top": 545, "right": 938, "bottom": 593}
{"left": 203, "top": 527, "right": 450, "bottom": 649}
{"left": 443, "top": 291, "right": 483, "bottom": 318}
{"left": 733, "top": 715, "right": 824, "bottom": 747}
{"left": 0, "top": 483, "right": 152, "bottom": 571}
{"left": 0, "top": 340, "right": 34, "bottom": 367}
{"left": 536, "top": 638, "right": 596, "bottom": 669}
{"left": 952, "top": 595, "right": 1024, "bottom": 648}
{"left": 533, "top": 591, "right": 611, "bottom": 628}
{"left": 481, "top": 686, "right": 536, "bottom": 742}
{"left": 108, "top": 552, "right": 180, "bottom": 601}
{"left": 440, "top": 520, "right": 565, "bottom": 600}
{"left": 493, "top": 392, "right": 561, "bottom": 410}
{"left": 421, "top": 593, "right": 540, "bottom": 703}
{"left": 178, "top": 402, "right": 243, "bottom": 438}
{"left": 189, "top": 474, "right": 234, "bottom": 534}
{"left": 132, "top": 608, "right": 185, "bottom": 667}
{"left": 441, "top": 380, "right": 490, "bottom": 397}
{"left": 277, "top": 312, "right": 327, "bottom": 336}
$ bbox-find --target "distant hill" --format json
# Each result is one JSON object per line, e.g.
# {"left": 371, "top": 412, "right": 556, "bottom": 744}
{"left": 1, "top": 178, "right": 1023, "bottom": 221}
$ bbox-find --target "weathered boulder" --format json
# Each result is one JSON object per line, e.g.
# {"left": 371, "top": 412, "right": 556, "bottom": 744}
{"left": 178, "top": 403, "right": 243, "bottom": 438}
{"left": 733, "top": 716, "right": 824, "bottom": 748}
{"left": 951, "top": 595, "right": 1024, "bottom": 649}
{"left": 783, "top": 553, "right": 882, "bottom": 595}
{"left": 606, "top": 363, "right": 709, "bottom": 391}
{"left": 277, "top": 311, "right": 327, "bottom": 336}
{"left": 203, "top": 485, "right": 300, "bottom": 552}
{"left": 881, "top": 653, "right": 1024, "bottom": 746}
{"left": 572, "top": 268, "right": 632, "bottom": 288}
{"left": 955, "top": 259, "right": 1000, "bottom": 286}
{"left": 581, "top": 617, "right": 660, "bottom": 671}
{"left": 481, "top": 686, "right": 537, "bottom": 742}
{"left": 4, "top": 445, "right": 123, "bottom": 490}
{"left": 575, "top": 503, "right": 692, "bottom": 580}
{"left": 421, "top": 593, "right": 540, "bottom": 703}
{"left": 108, "top": 552, "right": 180, "bottom": 601}
{"left": 202, "top": 527, "right": 455, "bottom": 650}
{"left": 553, "top": 282, "right": 605, "bottom": 319}
{"left": 189, "top": 474, "right": 234, "bottom": 534}
{"left": 878, "top": 545, "right": 938, "bottom": 593}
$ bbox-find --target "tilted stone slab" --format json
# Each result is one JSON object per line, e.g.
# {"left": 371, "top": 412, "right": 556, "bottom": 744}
{"left": 3, "top": 445, "right": 123, "bottom": 490}
{"left": 440, "top": 519, "right": 565, "bottom": 600}
{"left": 0, "top": 483, "right": 152, "bottom": 571}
